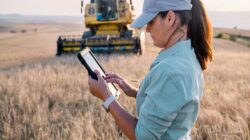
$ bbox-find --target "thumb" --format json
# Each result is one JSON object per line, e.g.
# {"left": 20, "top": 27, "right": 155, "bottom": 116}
{"left": 119, "top": 80, "right": 123, "bottom": 85}
{"left": 94, "top": 70, "right": 103, "bottom": 80}
{"left": 94, "top": 69, "right": 100, "bottom": 76}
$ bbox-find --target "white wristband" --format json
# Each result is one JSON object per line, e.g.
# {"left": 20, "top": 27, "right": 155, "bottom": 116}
{"left": 102, "top": 95, "right": 116, "bottom": 112}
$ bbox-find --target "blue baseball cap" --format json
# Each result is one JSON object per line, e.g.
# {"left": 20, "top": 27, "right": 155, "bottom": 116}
{"left": 131, "top": 0, "right": 193, "bottom": 28}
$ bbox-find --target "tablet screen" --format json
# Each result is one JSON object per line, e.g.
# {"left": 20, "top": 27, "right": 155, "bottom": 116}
{"left": 83, "top": 52, "right": 105, "bottom": 76}
{"left": 80, "top": 49, "right": 120, "bottom": 98}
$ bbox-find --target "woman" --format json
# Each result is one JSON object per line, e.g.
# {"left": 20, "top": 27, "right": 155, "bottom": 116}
{"left": 88, "top": 0, "right": 213, "bottom": 139}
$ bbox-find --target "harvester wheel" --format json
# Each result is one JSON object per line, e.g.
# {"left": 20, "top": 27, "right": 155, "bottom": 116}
{"left": 56, "top": 37, "right": 63, "bottom": 56}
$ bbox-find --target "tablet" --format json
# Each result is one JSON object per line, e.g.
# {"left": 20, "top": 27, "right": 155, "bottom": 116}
{"left": 77, "top": 47, "right": 120, "bottom": 98}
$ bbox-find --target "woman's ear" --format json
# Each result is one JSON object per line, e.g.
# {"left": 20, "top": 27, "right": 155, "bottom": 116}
{"left": 166, "top": 11, "right": 176, "bottom": 26}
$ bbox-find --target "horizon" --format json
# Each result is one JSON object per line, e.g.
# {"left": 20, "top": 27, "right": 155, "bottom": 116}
{"left": 1, "top": 10, "right": 250, "bottom": 17}
{"left": 1, "top": 11, "right": 250, "bottom": 30}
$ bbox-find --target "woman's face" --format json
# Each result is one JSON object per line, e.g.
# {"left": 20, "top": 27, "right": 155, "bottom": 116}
{"left": 146, "top": 12, "right": 176, "bottom": 48}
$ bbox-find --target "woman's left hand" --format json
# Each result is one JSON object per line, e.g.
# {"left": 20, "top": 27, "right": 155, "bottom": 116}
{"left": 88, "top": 70, "right": 111, "bottom": 101}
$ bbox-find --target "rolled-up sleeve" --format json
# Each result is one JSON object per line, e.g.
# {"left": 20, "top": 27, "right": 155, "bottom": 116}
{"left": 135, "top": 72, "right": 189, "bottom": 140}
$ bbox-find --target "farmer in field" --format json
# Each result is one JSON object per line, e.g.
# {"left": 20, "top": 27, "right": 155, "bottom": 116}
{"left": 88, "top": 0, "right": 213, "bottom": 139}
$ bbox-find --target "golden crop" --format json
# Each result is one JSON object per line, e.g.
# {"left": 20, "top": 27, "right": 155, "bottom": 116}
{"left": 0, "top": 24, "right": 249, "bottom": 140}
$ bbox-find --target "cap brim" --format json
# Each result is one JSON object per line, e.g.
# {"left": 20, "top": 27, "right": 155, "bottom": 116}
{"left": 130, "top": 13, "right": 158, "bottom": 28}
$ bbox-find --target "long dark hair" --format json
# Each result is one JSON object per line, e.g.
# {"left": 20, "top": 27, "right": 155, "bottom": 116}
{"left": 159, "top": 0, "right": 213, "bottom": 70}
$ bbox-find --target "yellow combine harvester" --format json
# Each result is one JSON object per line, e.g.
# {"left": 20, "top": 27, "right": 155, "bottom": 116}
{"left": 56, "top": 0, "right": 145, "bottom": 56}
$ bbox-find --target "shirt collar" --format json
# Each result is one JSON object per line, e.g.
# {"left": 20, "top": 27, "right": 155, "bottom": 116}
{"left": 150, "top": 39, "right": 192, "bottom": 70}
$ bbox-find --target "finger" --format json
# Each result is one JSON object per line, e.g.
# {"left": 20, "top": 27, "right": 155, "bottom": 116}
{"left": 104, "top": 74, "right": 114, "bottom": 80}
{"left": 94, "top": 70, "right": 104, "bottom": 82}
{"left": 94, "top": 70, "right": 108, "bottom": 85}
{"left": 106, "top": 78, "right": 122, "bottom": 85}
{"left": 105, "top": 73, "right": 122, "bottom": 80}
{"left": 104, "top": 74, "right": 115, "bottom": 80}
{"left": 94, "top": 70, "right": 101, "bottom": 76}
{"left": 104, "top": 73, "right": 114, "bottom": 78}
{"left": 113, "top": 73, "right": 122, "bottom": 80}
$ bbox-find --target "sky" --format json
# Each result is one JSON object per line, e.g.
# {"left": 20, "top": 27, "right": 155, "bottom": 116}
{"left": 0, "top": 0, "right": 250, "bottom": 16}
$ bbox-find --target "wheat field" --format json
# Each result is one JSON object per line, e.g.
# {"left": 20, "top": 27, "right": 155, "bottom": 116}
{"left": 0, "top": 23, "right": 249, "bottom": 140}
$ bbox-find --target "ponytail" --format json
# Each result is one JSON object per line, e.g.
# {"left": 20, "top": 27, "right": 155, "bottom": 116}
{"left": 188, "top": 0, "right": 213, "bottom": 70}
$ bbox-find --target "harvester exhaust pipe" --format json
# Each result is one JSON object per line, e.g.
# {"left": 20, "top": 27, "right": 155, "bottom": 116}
{"left": 81, "top": 0, "right": 84, "bottom": 13}
{"left": 129, "top": 0, "right": 134, "bottom": 11}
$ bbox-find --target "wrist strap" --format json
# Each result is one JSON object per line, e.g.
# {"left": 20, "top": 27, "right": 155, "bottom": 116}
{"left": 102, "top": 96, "right": 116, "bottom": 112}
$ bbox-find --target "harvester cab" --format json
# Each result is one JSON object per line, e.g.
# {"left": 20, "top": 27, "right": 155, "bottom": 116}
{"left": 56, "top": 0, "right": 145, "bottom": 56}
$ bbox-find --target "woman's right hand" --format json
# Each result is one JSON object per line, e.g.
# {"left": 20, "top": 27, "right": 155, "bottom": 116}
{"left": 104, "top": 73, "right": 138, "bottom": 98}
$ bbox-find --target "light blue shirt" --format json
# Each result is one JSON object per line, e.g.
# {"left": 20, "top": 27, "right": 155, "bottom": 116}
{"left": 135, "top": 40, "right": 204, "bottom": 140}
